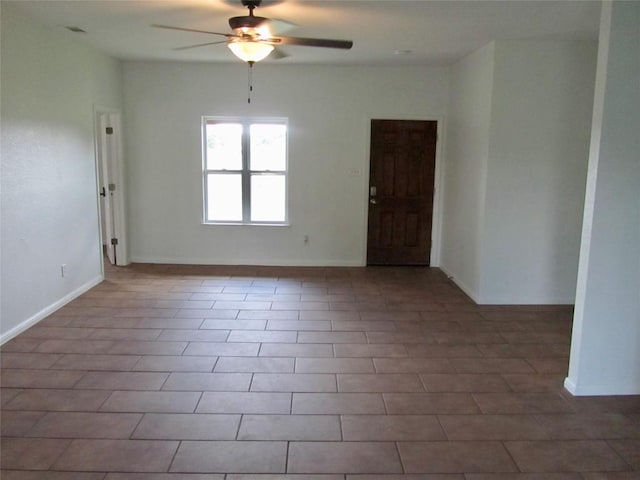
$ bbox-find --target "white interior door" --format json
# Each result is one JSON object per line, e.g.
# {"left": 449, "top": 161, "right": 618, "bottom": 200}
{"left": 98, "top": 114, "right": 117, "bottom": 264}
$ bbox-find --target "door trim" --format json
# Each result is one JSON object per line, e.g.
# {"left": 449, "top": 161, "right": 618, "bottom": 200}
{"left": 362, "top": 114, "right": 445, "bottom": 267}
{"left": 94, "top": 105, "right": 128, "bottom": 271}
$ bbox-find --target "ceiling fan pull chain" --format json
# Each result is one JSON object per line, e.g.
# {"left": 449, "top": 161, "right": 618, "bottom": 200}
{"left": 247, "top": 61, "right": 255, "bottom": 104}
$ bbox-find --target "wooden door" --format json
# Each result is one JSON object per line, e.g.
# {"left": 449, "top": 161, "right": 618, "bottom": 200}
{"left": 367, "top": 120, "right": 437, "bottom": 265}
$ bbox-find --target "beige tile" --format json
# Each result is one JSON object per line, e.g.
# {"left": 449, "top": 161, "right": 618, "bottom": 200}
{"left": 132, "top": 355, "right": 217, "bottom": 372}
{"left": 334, "top": 344, "right": 408, "bottom": 358}
{"left": 346, "top": 476, "right": 464, "bottom": 480}
{"left": 405, "top": 344, "right": 483, "bottom": 358}
{"left": 54, "top": 439, "right": 179, "bottom": 472}
{"left": 533, "top": 413, "right": 640, "bottom": 439}
{"left": 288, "top": 441, "right": 402, "bottom": 474}
{"left": 170, "top": 441, "right": 287, "bottom": 473}
{"left": 331, "top": 321, "right": 397, "bottom": 332}
{"left": 4, "top": 388, "right": 110, "bottom": 411}
{"left": 237, "top": 414, "right": 341, "bottom": 440}
{"left": 0, "top": 411, "right": 46, "bottom": 436}
{"left": 201, "top": 319, "right": 266, "bottom": 330}
{"left": 374, "top": 358, "right": 454, "bottom": 374}
{"left": 342, "top": 414, "right": 446, "bottom": 441}
{"left": 90, "top": 328, "right": 163, "bottom": 341}
{"left": 259, "top": 343, "right": 334, "bottom": 357}
{"left": 296, "top": 358, "right": 375, "bottom": 373}
{"left": 239, "top": 310, "right": 299, "bottom": 320}
{"left": 438, "top": 414, "right": 549, "bottom": 440}
{"left": 420, "top": 374, "right": 512, "bottom": 392}
{"left": 100, "top": 391, "right": 201, "bottom": 413}
{"left": 2, "top": 471, "right": 108, "bottom": 479}
{"left": 398, "top": 441, "right": 518, "bottom": 473}
{"left": 53, "top": 354, "right": 141, "bottom": 371}
{"left": 1, "top": 438, "right": 71, "bottom": 470}
{"left": 197, "top": 392, "right": 291, "bottom": 414}
{"left": 251, "top": 373, "right": 336, "bottom": 392}
{"left": 0, "top": 337, "right": 42, "bottom": 352}
{"left": 292, "top": 393, "right": 385, "bottom": 414}
{"left": 450, "top": 358, "right": 535, "bottom": 373}
{"left": 501, "top": 374, "right": 565, "bottom": 392}
{"left": 384, "top": 393, "right": 480, "bottom": 414}
{"left": 108, "top": 340, "right": 188, "bottom": 355}
{"left": 183, "top": 342, "right": 260, "bottom": 356}
{"left": 228, "top": 476, "right": 342, "bottom": 480}
{"left": 214, "top": 357, "right": 295, "bottom": 373}
{"left": 297, "top": 331, "right": 367, "bottom": 344}
{"left": 505, "top": 440, "right": 630, "bottom": 472}
{"left": 0, "top": 353, "right": 62, "bottom": 369}
{"left": 337, "top": 374, "right": 424, "bottom": 392}
{"left": 21, "top": 327, "right": 95, "bottom": 340}
{"left": 132, "top": 413, "right": 240, "bottom": 439}
{"left": 28, "top": 412, "right": 141, "bottom": 438}
{"left": 1, "top": 369, "right": 85, "bottom": 389}
{"left": 473, "top": 393, "right": 574, "bottom": 414}
{"left": 465, "top": 474, "right": 582, "bottom": 480}
{"left": 34, "top": 339, "right": 115, "bottom": 354}
{"left": 267, "top": 320, "right": 331, "bottom": 331}
{"left": 607, "top": 439, "right": 640, "bottom": 469}
{"left": 162, "top": 372, "right": 251, "bottom": 391}
{"left": 75, "top": 371, "right": 169, "bottom": 390}
{"left": 366, "top": 332, "right": 434, "bottom": 344}
{"left": 156, "top": 329, "right": 229, "bottom": 342}
{"left": 136, "top": 318, "right": 204, "bottom": 329}
{"left": 106, "top": 475, "right": 224, "bottom": 480}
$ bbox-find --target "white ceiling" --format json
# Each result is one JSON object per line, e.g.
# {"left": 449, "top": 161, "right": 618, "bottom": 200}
{"left": 5, "top": 0, "right": 601, "bottom": 66}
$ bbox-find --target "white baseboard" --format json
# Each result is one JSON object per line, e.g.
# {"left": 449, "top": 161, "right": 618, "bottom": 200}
{"left": 564, "top": 376, "right": 640, "bottom": 396}
{"left": 0, "top": 275, "right": 104, "bottom": 345}
{"left": 129, "top": 256, "right": 364, "bottom": 267}
{"left": 438, "top": 265, "right": 481, "bottom": 303}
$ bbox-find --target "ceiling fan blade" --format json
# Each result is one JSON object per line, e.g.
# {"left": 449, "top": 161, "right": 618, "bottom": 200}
{"left": 263, "top": 18, "right": 297, "bottom": 36}
{"left": 268, "top": 36, "right": 353, "bottom": 50}
{"left": 174, "top": 40, "right": 229, "bottom": 51}
{"left": 152, "top": 24, "right": 236, "bottom": 39}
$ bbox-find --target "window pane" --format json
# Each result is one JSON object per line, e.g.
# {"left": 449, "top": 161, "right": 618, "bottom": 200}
{"left": 206, "top": 123, "right": 242, "bottom": 170}
{"left": 251, "top": 174, "right": 286, "bottom": 222}
{"left": 250, "top": 124, "right": 286, "bottom": 171}
{"left": 207, "top": 174, "right": 242, "bottom": 222}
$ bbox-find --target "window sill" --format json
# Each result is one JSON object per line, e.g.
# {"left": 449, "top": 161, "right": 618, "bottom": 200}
{"left": 203, "top": 222, "right": 290, "bottom": 227}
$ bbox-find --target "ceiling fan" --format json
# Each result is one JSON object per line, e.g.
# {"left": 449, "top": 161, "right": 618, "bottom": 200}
{"left": 153, "top": 0, "right": 354, "bottom": 63}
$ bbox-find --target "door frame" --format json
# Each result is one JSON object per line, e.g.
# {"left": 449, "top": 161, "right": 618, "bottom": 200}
{"left": 94, "top": 105, "right": 128, "bottom": 270}
{"left": 362, "top": 114, "right": 445, "bottom": 267}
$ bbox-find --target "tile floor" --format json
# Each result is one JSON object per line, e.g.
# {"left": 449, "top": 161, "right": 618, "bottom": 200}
{"left": 1, "top": 263, "right": 639, "bottom": 479}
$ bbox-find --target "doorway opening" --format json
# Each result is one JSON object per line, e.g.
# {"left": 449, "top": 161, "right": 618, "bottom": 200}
{"left": 95, "top": 108, "right": 127, "bottom": 267}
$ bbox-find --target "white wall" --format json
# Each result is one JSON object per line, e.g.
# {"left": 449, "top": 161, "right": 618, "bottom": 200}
{"left": 0, "top": 5, "right": 123, "bottom": 341}
{"left": 441, "top": 39, "right": 596, "bottom": 304}
{"left": 440, "top": 42, "right": 495, "bottom": 299}
{"left": 123, "top": 62, "right": 448, "bottom": 266}
{"left": 566, "top": 1, "right": 640, "bottom": 396}
{"left": 481, "top": 40, "right": 597, "bottom": 304}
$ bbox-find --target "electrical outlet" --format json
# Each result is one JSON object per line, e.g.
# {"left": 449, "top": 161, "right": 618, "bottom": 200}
{"left": 61, "top": 264, "right": 67, "bottom": 278}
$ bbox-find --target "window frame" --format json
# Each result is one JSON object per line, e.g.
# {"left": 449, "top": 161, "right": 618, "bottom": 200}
{"left": 202, "top": 116, "right": 289, "bottom": 226}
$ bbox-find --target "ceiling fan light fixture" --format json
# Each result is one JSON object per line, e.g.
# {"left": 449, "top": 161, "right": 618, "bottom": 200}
{"left": 228, "top": 40, "right": 274, "bottom": 62}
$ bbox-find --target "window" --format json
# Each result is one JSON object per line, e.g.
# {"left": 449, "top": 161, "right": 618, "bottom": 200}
{"left": 203, "top": 117, "right": 288, "bottom": 224}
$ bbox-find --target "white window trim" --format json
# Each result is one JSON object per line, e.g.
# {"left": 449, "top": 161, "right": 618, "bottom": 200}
{"left": 202, "top": 116, "right": 289, "bottom": 226}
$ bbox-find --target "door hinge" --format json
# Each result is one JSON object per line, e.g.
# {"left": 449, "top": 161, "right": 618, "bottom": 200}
{"left": 105, "top": 127, "right": 114, "bottom": 135}
{"left": 111, "top": 238, "right": 118, "bottom": 246}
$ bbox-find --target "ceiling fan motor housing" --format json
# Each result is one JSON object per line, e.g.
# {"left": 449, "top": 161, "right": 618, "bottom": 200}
{"left": 229, "top": 15, "right": 268, "bottom": 30}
